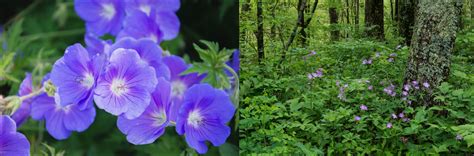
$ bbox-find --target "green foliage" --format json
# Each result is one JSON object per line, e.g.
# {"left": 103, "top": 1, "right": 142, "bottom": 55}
{"left": 240, "top": 36, "right": 474, "bottom": 155}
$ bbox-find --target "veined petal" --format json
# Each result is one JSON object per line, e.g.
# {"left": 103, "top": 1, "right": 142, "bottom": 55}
{"left": 0, "top": 133, "right": 30, "bottom": 156}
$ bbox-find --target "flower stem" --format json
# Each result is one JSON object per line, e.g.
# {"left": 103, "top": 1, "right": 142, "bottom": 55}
{"left": 224, "top": 64, "right": 239, "bottom": 108}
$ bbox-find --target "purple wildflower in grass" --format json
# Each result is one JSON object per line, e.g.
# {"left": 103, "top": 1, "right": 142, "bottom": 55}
{"left": 11, "top": 73, "right": 33, "bottom": 126}
{"left": 176, "top": 84, "right": 236, "bottom": 154}
{"left": 403, "top": 84, "right": 411, "bottom": 91}
{"left": 310, "top": 68, "right": 323, "bottom": 78}
{"left": 0, "top": 115, "right": 30, "bottom": 156}
{"left": 391, "top": 113, "right": 398, "bottom": 119}
{"left": 386, "top": 122, "right": 393, "bottom": 128}
{"left": 368, "top": 85, "right": 373, "bottom": 90}
{"left": 398, "top": 112, "right": 405, "bottom": 118}
{"left": 387, "top": 57, "right": 394, "bottom": 62}
{"left": 85, "top": 33, "right": 112, "bottom": 56}
{"left": 362, "top": 58, "right": 372, "bottom": 65}
{"left": 51, "top": 44, "right": 105, "bottom": 110}
{"left": 117, "top": 9, "right": 162, "bottom": 42}
{"left": 124, "top": 0, "right": 180, "bottom": 40}
{"left": 337, "top": 86, "right": 347, "bottom": 101}
{"left": 412, "top": 81, "right": 420, "bottom": 89}
{"left": 407, "top": 100, "right": 412, "bottom": 105}
{"left": 383, "top": 84, "right": 396, "bottom": 97}
{"left": 401, "top": 97, "right": 407, "bottom": 101}
{"left": 423, "top": 82, "right": 430, "bottom": 88}
{"left": 94, "top": 49, "right": 157, "bottom": 119}
{"left": 402, "top": 118, "right": 410, "bottom": 122}
{"left": 307, "top": 73, "right": 314, "bottom": 79}
{"left": 375, "top": 52, "right": 381, "bottom": 58}
{"left": 117, "top": 77, "right": 171, "bottom": 144}
{"left": 162, "top": 55, "right": 204, "bottom": 122}
{"left": 75, "top": 0, "right": 125, "bottom": 36}
{"left": 360, "top": 105, "right": 368, "bottom": 111}
{"left": 354, "top": 116, "right": 361, "bottom": 121}
{"left": 402, "top": 91, "right": 408, "bottom": 96}
{"left": 390, "top": 53, "right": 397, "bottom": 57}
{"left": 456, "top": 134, "right": 463, "bottom": 140}
{"left": 336, "top": 80, "right": 340, "bottom": 86}
{"left": 30, "top": 93, "right": 96, "bottom": 140}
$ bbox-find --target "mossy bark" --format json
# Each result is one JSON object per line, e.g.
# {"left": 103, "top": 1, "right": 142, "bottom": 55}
{"left": 405, "top": 0, "right": 460, "bottom": 105}
{"left": 329, "top": 7, "right": 339, "bottom": 41}
{"left": 364, "top": 0, "right": 384, "bottom": 40}
{"left": 398, "top": 0, "right": 417, "bottom": 46}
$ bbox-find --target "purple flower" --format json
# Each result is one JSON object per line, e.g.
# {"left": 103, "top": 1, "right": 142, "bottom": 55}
{"left": 226, "top": 50, "right": 240, "bottom": 77}
{"left": 456, "top": 134, "right": 463, "bottom": 140}
{"left": 403, "top": 84, "right": 411, "bottom": 91}
{"left": 391, "top": 113, "right": 398, "bottom": 119}
{"left": 117, "top": 77, "right": 171, "bottom": 145}
{"left": 176, "top": 84, "right": 236, "bottom": 154}
{"left": 362, "top": 59, "right": 372, "bottom": 65}
{"left": 398, "top": 112, "right": 405, "bottom": 118}
{"left": 423, "top": 82, "right": 430, "bottom": 88}
{"left": 360, "top": 105, "right": 368, "bottom": 111}
{"left": 387, "top": 58, "right": 394, "bottom": 62}
{"left": 375, "top": 52, "right": 381, "bottom": 58}
{"left": 402, "top": 118, "right": 410, "bottom": 122}
{"left": 0, "top": 115, "right": 30, "bottom": 155}
{"left": 402, "top": 91, "right": 408, "bottom": 96}
{"left": 412, "top": 81, "right": 420, "bottom": 89}
{"left": 389, "top": 53, "right": 397, "bottom": 57}
{"left": 51, "top": 44, "right": 105, "bottom": 110}
{"left": 30, "top": 93, "right": 96, "bottom": 140}
{"left": 310, "top": 68, "right": 323, "bottom": 78}
{"left": 386, "top": 122, "right": 393, "bottom": 128}
{"left": 11, "top": 73, "right": 33, "bottom": 126}
{"left": 75, "top": 0, "right": 125, "bottom": 36}
{"left": 124, "top": 0, "right": 180, "bottom": 40}
{"left": 383, "top": 84, "right": 396, "bottom": 97}
{"left": 94, "top": 49, "right": 157, "bottom": 119}
{"left": 162, "top": 56, "right": 204, "bottom": 122}
{"left": 354, "top": 116, "right": 361, "bottom": 121}
{"left": 395, "top": 45, "right": 402, "bottom": 50}
{"left": 367, "top": 85, "right": 373, "bottom": 90}
{"left": 84, "top": 33, "right": 112, "bottom": 56}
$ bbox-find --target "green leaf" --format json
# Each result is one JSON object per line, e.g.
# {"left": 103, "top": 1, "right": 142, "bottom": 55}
{"left": 464, "top": 135, "right": 474, "bottom": 147}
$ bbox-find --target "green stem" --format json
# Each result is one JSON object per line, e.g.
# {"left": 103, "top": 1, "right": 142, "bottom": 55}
{"left": 224, "top": 64, "right": 240, "bottom": 108}
{"left": 19, "top": 89, "right": 44, "bottom": 102}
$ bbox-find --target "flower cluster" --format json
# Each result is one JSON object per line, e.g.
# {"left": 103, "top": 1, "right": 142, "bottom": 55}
{"left": 0, "top": 0, "right": 238, "bottom": 155}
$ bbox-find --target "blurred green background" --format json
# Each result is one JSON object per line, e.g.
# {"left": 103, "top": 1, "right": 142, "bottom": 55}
{"left": 0, "top": 0, "right": 238, "bottom": 155}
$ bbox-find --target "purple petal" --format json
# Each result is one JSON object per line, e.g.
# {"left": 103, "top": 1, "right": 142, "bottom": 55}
{"left": 118, "top": 9, "right": 163, "bottom": 42}
{"left": 109, "top": 38, "right": 162, "bottom": 65}
{"left": 12, "top": 73, "right": 33, "bottom": 126}
{"left": 155, "top": 0, "right": 180, "bottom": 12}
{"left": 154, "top": 11, "right": 180, "bottom": 40}
{"left": 75, "top": 0, "right": 125, "bottom": 35}
{"left": 184, "top": 132, "right": 208, "bottom": 154}
{"left": 0, "top": 133, "right": 30, "bottom": 156}
{"left": 85, "top": 33, "right": 112, "bottom": 56}
{"left": 0, "top": 115, "right": 16, "bottom": 134}
{"left": 45, "top": 110, "right": 71, "bottom": 140}
{"left": 63, "top": 104, "right": 96, "bottom": 132}
{"left": 30, "top": 94, "right": 56, "bottom": 120}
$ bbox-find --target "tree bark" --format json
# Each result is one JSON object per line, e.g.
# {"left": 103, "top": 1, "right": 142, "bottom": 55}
{"left": 390, "top": 0, "right": 394, "bottom": 20}
{"left": 345, "top": 0, "right": 350, "bottom": 38}
{"left": 405, "top": 0, "right": 460, "bottom": 106}
{"left": 364, "top": 0, "right": 384, "bottom": 40}
{"left": 256, "top": 0, "right": 264, "bottom": 63}
{"left": 354, "top": 0, "right": 360, "bottom": 34}
{"left": 399, "top": 0, "right": 417, "bottom": 46}
{"left": 471, "top": 0, "right": 474, "bottom": 19}
{"left": 329, "top": 7, "right": 339, "bottom": 41}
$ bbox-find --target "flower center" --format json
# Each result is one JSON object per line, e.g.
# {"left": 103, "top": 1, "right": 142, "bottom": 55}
{"left": 139, "top": 5, "right": 151, "bottom": 16}
{"left": 80, "top": 73, "right": 95, "bottom": 89}
{"left": 111, "top": 79, "right": 128, "bottom": 96}
{"left": 171, "top": 81, "right": 187, "bottom": 98}
{"left": 101, "top": 3, "right": 116, "bottom": 20}
{"left": 187, "top": 110, "right": 203, "bottom": 127}
{"left": 148, "top": 34, "right": 158, "bottom": 42}
{"left": 151, "top": 110, "right": 167, "bottom": 127}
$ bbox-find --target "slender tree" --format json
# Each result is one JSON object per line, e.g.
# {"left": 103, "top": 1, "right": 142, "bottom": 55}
{"left": 354, "top": 0, "right": 360, "bottom": 34}
{"left": 405, "top": 0, "right": 461, "bottom": 106}
{"left": 365, "top": 0, "right": 384, "bottom": 40}
{"left": 256, "top": 0, "right": 264, "bottom": 63}
{"left": 399, "top": 0, "right": 417, "bottom": 46}
{"left": 329, "top": 2, "right": 339, "bottom": 41}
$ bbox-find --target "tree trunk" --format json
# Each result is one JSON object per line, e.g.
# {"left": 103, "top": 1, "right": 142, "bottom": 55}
{"left": 471, "top": 0, "right": 474, "bottom": 19}
{"left": 299, "top": 0, "right": 307, "bottom": 46}
{"left": 364, "top": 0, "right": 384, "bottom": 40}
{"left": 405, "top": 0, "right": 460, "bottom": 106}
{"left": 354, "top": 0, "right": 360, "bottom": 35}
{"left": 242, "top": 0, "right": 251, "bottom": 12}
{"left": 399, "top": 0, "right": 417, "bottom": 46}
{"left": 256, "top": 0, "right": 264, "bottom": 63}
{"left": 329, "top": 7, "right": 339, "bottom": 41}
{"left": 390, "top": 0, "right": 394, "bottom": 21}
{"left": 395, "top": 0, "right": 399, "bottom": 22}
{"left": 345, "top": 0, "right": 350, "bottom": 38}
